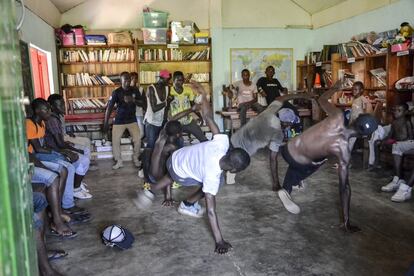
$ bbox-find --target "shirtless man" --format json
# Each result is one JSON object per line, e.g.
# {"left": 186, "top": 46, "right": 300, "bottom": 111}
{"left": 276, "top": 82, "right": 378, "bottom": 232}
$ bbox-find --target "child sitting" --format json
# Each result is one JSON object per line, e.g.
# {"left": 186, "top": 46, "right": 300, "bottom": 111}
{"left": 348, "top": 81, "right": 373, "bottom": 151}
{"left": 228, "top": 69, "right": 265, "bottom": 126}
{"left": 381, "top": 103, "right": 414, "bottom": 202}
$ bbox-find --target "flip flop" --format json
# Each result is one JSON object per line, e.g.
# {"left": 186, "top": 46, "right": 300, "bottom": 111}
{"left": 49, "top": 227, "right": 78, "bottom": 239}
{"left": 67, "top": 213, "right": 92, "bottom": 225}
{"left": 48, "top": 250, "right": 68, "bottom": 261}
{"left": 63, "top": 206, "right": 87, "bottom": 215}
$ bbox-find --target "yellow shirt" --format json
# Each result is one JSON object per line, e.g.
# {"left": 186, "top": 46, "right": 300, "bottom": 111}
{"left": 169, "top": 86, "right": 195, "bottom": 125}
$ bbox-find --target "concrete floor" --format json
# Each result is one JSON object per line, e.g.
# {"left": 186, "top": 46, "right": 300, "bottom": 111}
{"left": 50, "top": 150, "right": 414, "bottom": 276}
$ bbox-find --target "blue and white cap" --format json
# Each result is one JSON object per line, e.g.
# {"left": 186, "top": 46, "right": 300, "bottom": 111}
{"left": 102, "top": 225, "right": 134, "bottom": 250}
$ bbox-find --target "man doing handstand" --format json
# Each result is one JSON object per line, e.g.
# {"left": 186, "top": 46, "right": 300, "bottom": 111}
{"left": 276, "top": 82, "right": 378, "bottom": 232}
{"left": 135, "top": 82, "right": 250, "bottom": 254}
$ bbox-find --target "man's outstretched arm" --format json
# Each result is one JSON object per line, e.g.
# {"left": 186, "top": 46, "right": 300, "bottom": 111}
{"left": 336, "top": 145, "right": 360, "bottom": 233}
{"left": 205, "top": 193, "right": 232, "bottom": 254}
{"left": 318, "top": 81, "right": 343, "bottom": 117}
{"left": 190, "top": 81, "right": 219, "bottom": 135}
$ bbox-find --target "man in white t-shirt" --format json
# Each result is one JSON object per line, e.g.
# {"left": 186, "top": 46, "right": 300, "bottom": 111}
{"left": 230, "top": 69, "right": 265, "bottom": 125}
{"left": 135, "top": 82, "right": 250, "bottom": 255}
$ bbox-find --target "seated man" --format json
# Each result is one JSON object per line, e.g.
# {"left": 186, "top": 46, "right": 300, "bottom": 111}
{"left": 228, "top": 69, "right": 265, "bottom": 125}
{"left": 135, "top": 82, "right": 251, "bottom": 254}
{"left": 30, "top": 153, "right": 77, "bottom": 238}
{"left": 46, "top": 94, "right": 92, "bottom": 199}
{"left": 276, "top": 82, "right": 378, "bottom": 232}
{"left": 33, "top": 192, "right": 64, "bottom": 276}
{"left": 27, "top": 98, "right": 86, "bottom": 214}
{"left": 381, "top": 103, "right": 414, "bottom": 202}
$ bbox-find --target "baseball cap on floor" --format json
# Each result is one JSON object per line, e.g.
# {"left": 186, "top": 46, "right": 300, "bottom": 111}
{"left": 102, "top": 225, "right": 135, "bottom": 250}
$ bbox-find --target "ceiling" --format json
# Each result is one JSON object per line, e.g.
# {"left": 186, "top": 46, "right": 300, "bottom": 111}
{"left": 51, "top": 0, "right": 349, "bottom": 14}
{"left": 291, "top": 0, "right": 347, "bottom": 14}
{"left": 49, "top": 0, "right": 86, "bottom": 13}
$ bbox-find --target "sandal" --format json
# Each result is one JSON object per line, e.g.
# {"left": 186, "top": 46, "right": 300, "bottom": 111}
{"left": 49, "top": 225, "right": 78, "bottom": 239}
{"left": 63, "top": 206, "right": 87, "bottom": 215}
{"left": 48, "top": 250, "right": 68, "bottom": 261}
{"left": 67, "top": 213, "right": 92, "bottom": 225}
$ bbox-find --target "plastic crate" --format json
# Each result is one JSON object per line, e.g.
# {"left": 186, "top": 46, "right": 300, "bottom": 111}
{"left": 142, "top": 28, "right": 167, "bottom": 45}
{"left": 143, "top": 12, "right": 168, "bottom": 28}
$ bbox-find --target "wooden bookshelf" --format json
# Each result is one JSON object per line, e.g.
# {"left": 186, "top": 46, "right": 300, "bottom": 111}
{"left": 137, "top": 42, "right": 212, "bottom": 98}
{"left": 59, "top": 39, "right": 138, "bottom": 140}
{"left": 296, "top": 49, "right": 414, "bottom": 122}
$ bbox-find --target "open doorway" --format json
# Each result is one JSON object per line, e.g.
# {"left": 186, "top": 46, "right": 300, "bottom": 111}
{"left": 29, "top": 44, "right": 54, "bottom": 99}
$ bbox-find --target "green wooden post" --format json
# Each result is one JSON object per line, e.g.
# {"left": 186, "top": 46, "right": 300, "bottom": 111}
{"left": 0, "top": 0, "right": 38, "bottom": 275}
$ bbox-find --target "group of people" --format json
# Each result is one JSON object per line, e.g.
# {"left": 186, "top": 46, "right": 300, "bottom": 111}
{"left": 133, "top": 73, "right": 413, "bottom": 255}
{"left": 28, "top": 95, "right": 96, "bottom": 275}
{"left": 28, "top": 66, "right": 414, "bottom": 274}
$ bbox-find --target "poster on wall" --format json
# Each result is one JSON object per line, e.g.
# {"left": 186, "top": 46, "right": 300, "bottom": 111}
{"left": 230, "top": 48, "right": 293, "bottom": 89}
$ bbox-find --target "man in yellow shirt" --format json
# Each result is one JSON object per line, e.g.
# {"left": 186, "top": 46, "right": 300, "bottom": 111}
{"left": 169, "top": 71, "right": 207, "bottom": 144}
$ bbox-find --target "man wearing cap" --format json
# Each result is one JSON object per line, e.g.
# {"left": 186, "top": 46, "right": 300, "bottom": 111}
{"left": 143, "top": 69, "right": 171, "bottom": 149}
{"left": 104, "top": 71, "right": 146, "bottom": 170}
{"left": 275, "top": 82, "right": 378, "bottom": 233}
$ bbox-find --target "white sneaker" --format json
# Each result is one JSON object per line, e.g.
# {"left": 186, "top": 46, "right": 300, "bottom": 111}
{"left": 381, "top": 176, "right": 401, "bottom": 192}
{"left": 134, "top": 189, "right": 154, "bottom": 210}
{"left": 74, "top": 188, "right": 92, "bottom": 199}
{"left": 391, "top": 182, "right": 412, "bottom": 202}
{"left": 112, "top": 160, "right": 123, "bottom": 170}
{"left": 278, "top": 189, "right": 300, "bottom": 214}
{"left": 80, "top": 182, "right": 89, "bottom": 193}
{"left": 177, "top": 201, "right": 205, "bottom": 218}
{"left": 138, "top": 169, "right": 144, "bottom": 178}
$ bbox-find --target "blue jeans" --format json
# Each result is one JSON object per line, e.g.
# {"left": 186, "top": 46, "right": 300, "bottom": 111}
{"left": 145, "top": 122, "right": 162, "bottom": 149}
{"left": 35, "top": 151, "right": 65, "bottom": 162}
{"left": 33, "top": 192, "right": 48, "bottom": 230}
{"left": 38, "top": 159, "right": 76, "bottom": 209}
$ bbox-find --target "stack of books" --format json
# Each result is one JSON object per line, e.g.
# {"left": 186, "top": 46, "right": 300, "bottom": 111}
{"left": 319, "top": 45, "right": 339, "bottom": 62}
{"left": 369, "top": 68, "right": 387, "bottom": 87}
{"left": 338, "top": 69, "right": 355, "bottom": 88}
{"left": 139, "top": 71, "right": 160, "bottom": 84}
{"left": 70, "top": 98, "right": 106, "bottom": 109}
{"left": 338, "top": 41, "right": 379, "bottom": 59}
{"left": 189, "top": 73, "right": 209, "bottom": 82}
{"left": 138, "top": 47, "right": 210, "bottom": 61}
{"left": 322, "top": 70, "right": 333, "bottom": 87}
{"left": 60, "top": 48, "right": 134, "bottom": 63}
{"left": 61, "top": 73, "right": 115, "bottom": 87}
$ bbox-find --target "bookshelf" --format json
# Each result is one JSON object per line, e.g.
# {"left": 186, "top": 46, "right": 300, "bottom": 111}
{"left": 296, "top": 49, "right": 414, "bottom": 123}
{"left": 59, "top": 43, "right": 137, "bottom": 139}
{"left": 136, "top": 42, "right": 212, "bottom": 98}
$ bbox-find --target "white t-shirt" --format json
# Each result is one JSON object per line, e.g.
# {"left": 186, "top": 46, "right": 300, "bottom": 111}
{"left": 171, "top": 134, "right": 229, "bottom": 196}
{"left": 233, "top": 80, "right": 257, "bottom": 104}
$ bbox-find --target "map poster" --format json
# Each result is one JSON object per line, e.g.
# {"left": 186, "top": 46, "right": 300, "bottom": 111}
{"left": 230, "top": 48, "right": 293, "bottom": 90}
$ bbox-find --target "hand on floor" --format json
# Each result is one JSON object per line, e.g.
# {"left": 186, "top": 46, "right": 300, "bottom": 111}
{"left": 215, "top": 240, "right": 232, "bottom": 255}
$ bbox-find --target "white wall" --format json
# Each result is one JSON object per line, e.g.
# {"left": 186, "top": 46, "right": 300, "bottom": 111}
{"left": 312, "top": 0, "right": 414, "bottom": 50}
{"left": 60, "top": 0, "right": 210, "bottom": 29}
{"left": 222, "top": 0, "right": 311, "bottom": 28}
{"left": 17, "top": 6, "right": 59, "bottom": 94}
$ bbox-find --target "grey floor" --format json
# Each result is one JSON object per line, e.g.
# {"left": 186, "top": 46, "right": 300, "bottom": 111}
{"left": 50, "top": 150, "right": 414, "bottom": 276}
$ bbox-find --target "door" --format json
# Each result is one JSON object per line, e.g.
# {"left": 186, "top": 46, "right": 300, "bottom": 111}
{"left": 0, "top": 0, "right": 38, "bottom": 275}
{"left": 30, "top": 46, "right": 51, "bottom": 99}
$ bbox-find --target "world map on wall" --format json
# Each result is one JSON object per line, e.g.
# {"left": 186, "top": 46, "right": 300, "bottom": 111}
{"left": 230, "top": 48, "right": 293, "bottom": 89}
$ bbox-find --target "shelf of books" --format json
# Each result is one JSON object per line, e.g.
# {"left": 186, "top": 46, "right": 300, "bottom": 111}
{"left": 297, "top": 45, "right": 413, "bottom": 123}
{"left": 137, "top": 42, "right": 212, "bottom": 98}
{"left": 59, "top": 42, "right": 137, "bottom": 140}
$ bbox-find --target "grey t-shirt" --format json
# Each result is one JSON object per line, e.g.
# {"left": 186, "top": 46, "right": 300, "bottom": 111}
{"left": 231, "top": 100, "right": 284, "bottom": 155}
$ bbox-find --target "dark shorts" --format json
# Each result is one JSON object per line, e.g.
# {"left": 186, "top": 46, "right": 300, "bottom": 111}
{"left": 166, "top": 156, "right": 202, "bottom": 186}
{"left": 281, "top": 146, "right": 326, "bottom": 193}
{"left": 33, "top": 192, "right": 48, "bottom": 230}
